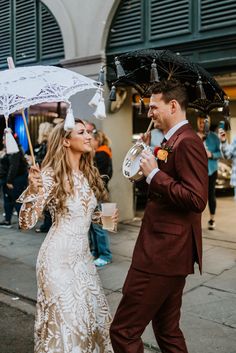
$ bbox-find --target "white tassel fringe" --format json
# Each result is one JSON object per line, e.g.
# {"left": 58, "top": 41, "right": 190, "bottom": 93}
{"left": 64, "top": 107, "right": 75, "bottom": 131}
{"left": 5, "top": 128, "right": 19, "bottom": 154}
{"left": 93, "top": 97, "right": 106, "bottom": 120}
{"left": 89, "top": 88, "right": 102, "bottom": 108}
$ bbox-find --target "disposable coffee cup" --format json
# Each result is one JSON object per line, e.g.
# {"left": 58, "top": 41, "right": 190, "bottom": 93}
{"left": 101, "top": 203, "right": 117, "bottom": 231}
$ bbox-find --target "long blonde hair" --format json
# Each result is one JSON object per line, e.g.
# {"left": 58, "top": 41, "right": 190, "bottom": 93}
{"left": 37, "top": 122, "right": 53, "bottom": 144}
{"left": 42, "top": 120, "right": 108, "bottom": 220}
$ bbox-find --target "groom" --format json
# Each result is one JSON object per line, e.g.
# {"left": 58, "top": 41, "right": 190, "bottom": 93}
{"left": 110, "top": 79, "right": 208, "bottom": 353}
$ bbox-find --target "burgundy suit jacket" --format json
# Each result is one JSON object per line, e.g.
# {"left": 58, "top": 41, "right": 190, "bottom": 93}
{"left": 131, "top": 123, "right": 208, "bottom": 276}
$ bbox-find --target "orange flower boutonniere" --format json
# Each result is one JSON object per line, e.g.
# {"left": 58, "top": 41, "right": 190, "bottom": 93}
{"left": 154, "top": 145, "right": 173, "bottom": 163}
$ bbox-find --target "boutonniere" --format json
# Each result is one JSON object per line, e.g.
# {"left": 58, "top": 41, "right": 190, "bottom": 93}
{"left": 154, "top": 145, "right": 173, "bottom": 163}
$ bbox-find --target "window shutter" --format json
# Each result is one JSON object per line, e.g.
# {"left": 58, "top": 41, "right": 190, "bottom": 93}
{"left": 15, "top": 0, "right": 37, "bottom": 64}
{"left": 200, "top": 0, "right": 236, "bottom": 30}
{"left": 40, "top": 3, "right": 64, "bottom": 59}
{"left": 108, "top": 0, "right": 143, "bottom": 49}
{"left": 150, "top": 0, "right": 190, "bottom": 40}
{"left": 0, "top": 0, "right": 64, "bottom": 68}
{"left": 0, "top": 0, "right": 12, "bottom": 66}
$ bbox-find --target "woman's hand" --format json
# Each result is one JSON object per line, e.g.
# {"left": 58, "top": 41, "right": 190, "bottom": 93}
{"left": 110, "top": 208, "right": 119, "bottom": 233}
{"left": 28, "top": 164, "right": 43, "bottom": 194}
{"left": 111, "top": 208, "right": 119, "bottom": 224}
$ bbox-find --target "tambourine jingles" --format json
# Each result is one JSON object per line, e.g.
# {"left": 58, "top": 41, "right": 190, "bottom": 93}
{"left": 122, "top": 141, "right": 152, "bottom": 182}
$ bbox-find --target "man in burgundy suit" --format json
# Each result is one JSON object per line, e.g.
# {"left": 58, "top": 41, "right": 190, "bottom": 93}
{"left": 110, "top": 80, "right": 208, "bottom": 353}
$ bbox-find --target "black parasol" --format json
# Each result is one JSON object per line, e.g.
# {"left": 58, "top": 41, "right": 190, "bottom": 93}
{"left": 107, "top": 49, "right": 228, "bottom": 116}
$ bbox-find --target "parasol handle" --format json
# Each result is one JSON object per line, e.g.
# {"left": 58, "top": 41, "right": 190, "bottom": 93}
{"left": 21, "top": 110, "right": 36, "bottom": 166}
{"left": 141, "top": 119, "right": 153, "bottom": 144}
{"left": 7, "top": 57, "right": 36, "bottom": 166}
{"left": 145, "top": 119, "right": 154, "bottom": 135}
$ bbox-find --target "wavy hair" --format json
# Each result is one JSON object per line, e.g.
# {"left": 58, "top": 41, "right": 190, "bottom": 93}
{"left": 42, "top": 119, "right": 108, "bottom": 221}
{"left": 94, "top": 130, "right": 111, "bottom": 147}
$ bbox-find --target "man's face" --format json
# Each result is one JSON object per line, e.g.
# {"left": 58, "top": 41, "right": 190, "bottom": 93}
{"left": 148, "top": 93, "right": 172, "bottom": 133}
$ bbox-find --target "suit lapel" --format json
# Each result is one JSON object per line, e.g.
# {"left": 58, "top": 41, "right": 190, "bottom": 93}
{"left": 165, "top": 123, "right": 192, "bottom": 148}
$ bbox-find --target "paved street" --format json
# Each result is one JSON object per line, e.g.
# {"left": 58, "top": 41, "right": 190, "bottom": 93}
{"left": 0, "top": 293, "right": 34, "bottom": 353}
{"left": 0, "top": 196, "right": 236, "bottom": 353}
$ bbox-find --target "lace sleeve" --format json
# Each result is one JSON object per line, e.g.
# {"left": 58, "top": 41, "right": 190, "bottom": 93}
{"left": 18, "top": 169, "right": 55, "bottom": 230}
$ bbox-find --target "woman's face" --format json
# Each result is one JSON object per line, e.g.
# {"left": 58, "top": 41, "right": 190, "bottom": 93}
{"left": 65, "top": 122, "right": 92, "bottom": 153}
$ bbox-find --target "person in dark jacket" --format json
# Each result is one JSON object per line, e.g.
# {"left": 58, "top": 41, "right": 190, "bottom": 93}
{"left": 94, "top": 130, "right": 113, "bottom": 190}
{"left": 0, "top": 136, "right": 28, "bottom": 228}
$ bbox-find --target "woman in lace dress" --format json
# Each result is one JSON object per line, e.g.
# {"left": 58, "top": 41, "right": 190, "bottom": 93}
{"left": 18, "top": 120, "right": 115, "bottom": 353}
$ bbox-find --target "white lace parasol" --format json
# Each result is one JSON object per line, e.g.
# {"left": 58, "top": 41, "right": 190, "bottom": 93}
{"left": 0, "top": 62, "right": 105, "bottom": 162}
{"left": 0, "top": 65, "right": 98, "bottom": 117}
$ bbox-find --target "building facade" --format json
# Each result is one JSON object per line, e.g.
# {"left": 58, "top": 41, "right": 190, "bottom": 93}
{"left": 2, "top": 0, "right": 236, "bottom": 220}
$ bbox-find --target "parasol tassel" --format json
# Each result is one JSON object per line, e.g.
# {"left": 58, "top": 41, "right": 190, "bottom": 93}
{"left": 204, "top": 116, "right": 210, "bottom": 136}
{"left": 150, "top": 59, "right": 160, "bottom": 83}
{"left": 196, "top": 76, "right": 206, "bottom": 99}
{"left": 64, "top": 106, "right": 75, "bottom": 131}
{"left": 5, "top": 128, "right": 19, "bottom": 154}
{"left": 88, "top": 87, "right": 102, "bottom": 108}
{"left": 109, "top": 85, "right": 117, "bottom": 101}
{"left": 93, "top": 97, "right": 106, "bottom": 120}
{"left": 223, "top": 98, "right": 230, "bottom": 117}
{"left": 223, "top": 98, "right": 231, "bottom": 130}
{"left": 115, "top": 57, "right": 125, "bottom": 78}
{"left": 98, "top": 66, "right": 105, "bottom": 85}
{"left": 138, "top": 97, "right": 145, "bottom": 115}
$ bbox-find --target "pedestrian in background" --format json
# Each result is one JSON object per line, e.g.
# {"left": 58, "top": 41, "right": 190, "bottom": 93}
{"left": 219, "top": 127, "right": 236, "bottom": 200}
{"left": 197, "top": 115, "right": 222, "bottom": 230}
{"left": 34, "top": 122, "right": 53, "bottom": 233}
{"left": 93, "top": 130, "right": 113, "bottom": 190}
{"left": 85, "top": 121, "right": 113, "bottom": 267}
{"left": 34, "top": 122, "right": 53, "bottom": 165}
{"left": 0, "top": 133, "right": 28, "bottom": 228}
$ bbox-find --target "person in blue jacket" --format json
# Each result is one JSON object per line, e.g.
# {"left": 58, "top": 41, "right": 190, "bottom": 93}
{"left": 197, "top": 116, "right": 222, "bottom": 230}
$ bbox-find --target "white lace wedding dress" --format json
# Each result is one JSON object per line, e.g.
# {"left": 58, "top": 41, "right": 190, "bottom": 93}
{"left": 18, "top": 169, "right": 113, "bottom": 353}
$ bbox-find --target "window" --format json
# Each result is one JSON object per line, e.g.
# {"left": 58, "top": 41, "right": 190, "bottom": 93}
{"left": 0, "top": 0, "right": 64, "bottom": 68}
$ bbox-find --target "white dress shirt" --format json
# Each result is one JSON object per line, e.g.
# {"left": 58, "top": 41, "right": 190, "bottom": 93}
{"left": 146, "top": 120, "right": 188, "bottom": 184}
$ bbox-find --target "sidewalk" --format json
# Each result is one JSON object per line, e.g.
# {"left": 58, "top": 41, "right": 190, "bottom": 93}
{"left": 0, "top": 196, "right": 236, "bottom": 353}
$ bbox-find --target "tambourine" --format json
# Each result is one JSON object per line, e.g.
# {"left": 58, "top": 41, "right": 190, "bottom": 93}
{"left": 122, "top": 142, "right": 151, "bottom": 182}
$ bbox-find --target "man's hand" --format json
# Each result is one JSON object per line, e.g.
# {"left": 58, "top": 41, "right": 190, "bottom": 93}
{"left": 140, "top": 150, "right": 158, "bottom": 177}
{"left": 139, "top": 131, "right": 151, "bottom": 146}
{"left": 6, "top": 183, "right": 14, "bottom": 189}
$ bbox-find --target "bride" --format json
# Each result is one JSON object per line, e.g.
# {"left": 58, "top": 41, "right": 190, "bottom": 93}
{"left": 18, "top": 119, "right": 115, "bottom": 353}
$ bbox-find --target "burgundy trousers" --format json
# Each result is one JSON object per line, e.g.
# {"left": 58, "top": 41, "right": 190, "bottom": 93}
{"left": 110, "top": 267, "right": 188, "bottom": 353}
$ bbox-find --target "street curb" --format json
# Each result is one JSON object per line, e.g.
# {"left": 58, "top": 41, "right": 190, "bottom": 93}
{"left": 0, "top": 291, "right": 35, "bottom": 316}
